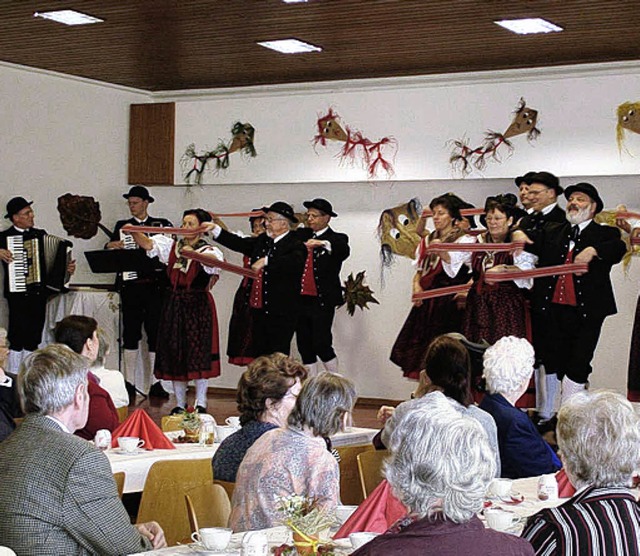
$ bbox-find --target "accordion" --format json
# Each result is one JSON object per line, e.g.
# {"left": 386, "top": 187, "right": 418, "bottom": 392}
{"left": 7, "top": 234, "right": 73, "bottom": 293}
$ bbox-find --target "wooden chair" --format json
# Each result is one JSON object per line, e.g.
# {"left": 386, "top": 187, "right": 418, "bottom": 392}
{"left": 116, "top": 406, "right": 128, "bottom": 423}
{"left": 336, "top": 444, "right": 375, "bottom": 505}
{"left": 185, "top": 483, "right": 231, "bottom": 533}
{"left": 161, "top": 415, "right": 184, "bottom": 432}
{"left": 357, "top": 449, "right": 388, "bottom": 499}
{"left": 113, "top": 471, "right": 126, "bottom": 499}
{"left": 213, "top": 479, "right": 235, "bottom": 502}
{"left": 136, "top": 458, "right": 213, "bottom": 546}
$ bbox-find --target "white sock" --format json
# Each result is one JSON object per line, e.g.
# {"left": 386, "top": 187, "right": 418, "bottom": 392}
{"left": 540, "top": 373, "right": 560, "bottom": 420}
{"left": 321, "top": 357, "right": 340, "bottom": 374}
{"left": 7, "top": 350, "right": 22, "bottom": 374}
{"left": 123, "top": 349, "right": 138, "bottom": 384}
{"left": 195, "top": 379, "right": 208, "bottom": 408}
{"left": 561, "top": 376, "right": 587, "bottom": 405}
{"left": 534, "top": 365, "right": 545, "bottom": 414}
{"left": 304, "top": 362, "right": 318, "bottom": 377}
{"left": 173, "top": 381, "right": 188, "bottom": 408}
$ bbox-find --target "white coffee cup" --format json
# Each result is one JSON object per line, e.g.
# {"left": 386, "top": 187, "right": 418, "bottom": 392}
{"left": 488, "top": 478, "right": 513, "bottom": 498}
{"left": 538, "top": 473, "right": 559, "bottom": 501}
{"left": 335, "top": 505, "right": 358, "bottom": 524}
{"left": 214, "top": 425, "right": 236, "bottom": 443}
{"left": 225, "top": 416, "right": 241, "bottom": 428}
{"left": 191, "top": 527, "right": 232, "bottom": 551}
{"left": 485, "top": 508, "right": 520, "bottom": 532}
{"left": 349, "top": 532, "right": 378, "bottom": 549}
{"left": 117, "top": 436, "right": 145, "bottom": 453}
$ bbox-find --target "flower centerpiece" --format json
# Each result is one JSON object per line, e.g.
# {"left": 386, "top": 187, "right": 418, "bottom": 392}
{"left": 274, "top": 495, "right": 338, "bottom": 556}
{"left": 181, "top": 406, "right": 201, "bottom": 441}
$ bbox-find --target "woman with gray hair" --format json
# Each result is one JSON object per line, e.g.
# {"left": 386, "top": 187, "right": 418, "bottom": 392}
{"left": 522, "top": 391, "right": 640, "bottom": 554}
{"left": 229, "top": 372, "right": 356, "bottom": 532}
{"left": 352, "top": 391, "right": 533, "bottom": 555}
{"left": 479, "top": 336, "right": 561, "bottom": 479}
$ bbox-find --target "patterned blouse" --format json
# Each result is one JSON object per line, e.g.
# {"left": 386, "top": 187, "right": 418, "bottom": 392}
{"left": 229, "top": 427, "right": 340, "bottom": 532}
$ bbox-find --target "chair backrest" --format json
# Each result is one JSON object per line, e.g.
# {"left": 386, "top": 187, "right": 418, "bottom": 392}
{"left": 357, "top": 449, "right": 389, "bottom": 499}
{"left": 136, "top": 458, "right": 213, "bottom": 546}
{"left": 213, "top": 479, "right": 235, "bottom": 502}
{"left": 161, "top": 415, "right": 184, "bottom": 432}
{"left": 185, "top": 483, "right": 231, "bottom": 534}
{"left": 336, "top": 444, "right": 375, "bottom": 505}
{"left": 116, "top": 406, "right": 128, "bottom": 423}
{"left": 113, "top": 472, "right": 126, "bottom": 499}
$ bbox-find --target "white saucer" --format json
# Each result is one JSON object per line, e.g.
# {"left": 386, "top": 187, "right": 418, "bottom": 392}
{"left": 112, "top": 448, "right": 146, "bottom": 455}
{"left": 189, "top": 543, "right": 240, "bottom": 555}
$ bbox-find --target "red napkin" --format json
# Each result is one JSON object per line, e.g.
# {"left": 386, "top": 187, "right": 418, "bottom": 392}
{"left": 555, "top": 469, "right": 576, "bottom": 498}
{"left": 111, "top": 409, "right": 175, "bottom": 450}
{"left": 334, "top": 479, "right": 407, "bottom": 539}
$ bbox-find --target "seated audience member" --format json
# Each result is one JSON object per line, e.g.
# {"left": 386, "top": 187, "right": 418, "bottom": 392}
{"left": 522, "top": 391, "right": 640, "bottom": 554}
{"left": 90, "top": 329, "right": 129, "bottom": 409}
{"left": 0, "top": 327, "right": 20, "bottom": 442}
{"left": 230, "top": 372, "right": 356, "bottom": 532}
{"left": 54, "top": 316, "right": 119, "bottom": 440}
{"left": 376, "top": 334, "right": 500, "bottom": 476}
{"left": 352, "top": 391, "right": 534, "bottom": 555}
{"left": 0, "top": 344, "right": 166, "bottom": 554}
{"left": 479, "top": 336, "right": 561, "bottom": 479}
{"left": 212, "top": 353, "right": 307, "bottom": 482}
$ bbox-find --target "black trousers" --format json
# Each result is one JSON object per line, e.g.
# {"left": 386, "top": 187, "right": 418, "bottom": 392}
{"left": 120, "top": 282, "right": 163, "bottom": 352}
{"left": 250, "top": 309, "right": 298, "bottom": 357}
{"left": 543, "top": 304, "right": 605, "bottom": 384}
{"left": 296, "top": 296, "right": 337, "bottom": 364}
{"left": 7, "top": 293, "right": 48, "bottom": 351}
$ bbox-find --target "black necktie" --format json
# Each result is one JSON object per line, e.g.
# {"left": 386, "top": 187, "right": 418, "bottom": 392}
{"left": 570, "top": 225, "right": 580, "bottom": 242}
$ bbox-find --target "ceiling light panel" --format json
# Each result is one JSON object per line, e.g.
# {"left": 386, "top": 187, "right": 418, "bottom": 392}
{"left": 495, "top": 18, "right": 563, "bottom": 35}
{"left": 34, "top": 10, "right": 103, "bottom": 26}
{"left": 258, "top": 38, "right": 322, "bottom": 54}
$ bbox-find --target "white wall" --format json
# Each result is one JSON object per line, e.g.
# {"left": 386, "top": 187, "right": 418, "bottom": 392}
{"left": 2, "top": 60, "right": 640, "bottom": 401}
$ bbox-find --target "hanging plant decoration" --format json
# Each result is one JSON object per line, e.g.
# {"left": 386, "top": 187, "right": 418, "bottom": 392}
{"left": 449, "top": 98, "right": 540, "bottom": 176}
{"left": 57, "top": 193, "right": 112, "bottom": 239}
{"left": 340, "top": 271, "right": 379, "bottom": 316}
{"left": 313, "top": 108, "right": 397, "bottom": 178}
{"left": 181, "top": 122, "right": 256, "bottom": 184}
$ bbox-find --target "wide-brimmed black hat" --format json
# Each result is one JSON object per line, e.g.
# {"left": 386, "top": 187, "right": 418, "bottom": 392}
{"left": 266, "top": 201, "right": 298, "bottom": 223}
{"left": 5, "top": 197, "right": 33, "bottom": 219}
{"left": 514, "top": 171, "right": 537, "bottom": 187}
{"left": 303, "top": 198, "right": 337, "bottom": 217}
{"left": 564, "top": 182, "right": 604, "bottom": 214}
{"left": 526, "top": 171, "right": 563, "bottom": 195}
{"left": 123, "top": 185, "right": 154, "bottom": 203}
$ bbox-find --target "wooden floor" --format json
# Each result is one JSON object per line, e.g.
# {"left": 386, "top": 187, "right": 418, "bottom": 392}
{"left": 129, "top": 387, "right": 384, "bottom": 430}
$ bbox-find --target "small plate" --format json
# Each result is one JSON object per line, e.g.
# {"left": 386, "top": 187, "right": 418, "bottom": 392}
{"left": 189, "top": 543, "right": 240, "bottom": 555}
{"left": 112, "top": 447, "right": 146, "bottom": 455}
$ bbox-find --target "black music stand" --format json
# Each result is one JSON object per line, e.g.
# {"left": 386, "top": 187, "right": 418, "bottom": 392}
{"left": 85, "top": 249, "right": 162, "bottom": 400}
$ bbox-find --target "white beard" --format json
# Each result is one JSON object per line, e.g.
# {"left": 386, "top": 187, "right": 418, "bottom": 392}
{"left": 566, "top": 206, "right": 592, "bottom": 225}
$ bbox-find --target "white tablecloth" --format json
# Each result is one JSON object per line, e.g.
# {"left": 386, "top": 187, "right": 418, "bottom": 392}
{"left": 330, "top": 427, "right": 377, "bottom": 447}
{"left": 107, "top": 443, "right": 218, "bottom": 494}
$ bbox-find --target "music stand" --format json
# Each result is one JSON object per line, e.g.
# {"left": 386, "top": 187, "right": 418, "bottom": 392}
{"left": 85, "top": 249, "right": 163, "bottom": 400}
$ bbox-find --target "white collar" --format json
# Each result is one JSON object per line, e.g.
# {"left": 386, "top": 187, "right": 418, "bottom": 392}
{"left": 45, "top": 415, "right": 71, "bottom": 434}
{"left": 13, "top": 225, "right": 26, "bottom": 233}
{"left": 272, "top": 230, "right": 289, "bottom": 244}
{"left": 313, "top": 227, "right": 329, "bottom": 237}
{"left": 540, "top": 202, "right": 558, "bottom": 215}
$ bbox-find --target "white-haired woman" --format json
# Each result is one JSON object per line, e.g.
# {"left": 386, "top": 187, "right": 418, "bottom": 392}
{"left": 352, "top": 391, "right": 534, "bottom": 555}
{"left": 229, "top": 372, "right": 356, "bottom": 532}
{"left": 522, "top": 391, "right": 640, "bottom": 554}
{"left": 479, "top": 336, "right": 560, "bottom": 479}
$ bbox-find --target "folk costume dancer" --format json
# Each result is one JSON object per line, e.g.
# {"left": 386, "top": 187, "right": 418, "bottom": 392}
{"left": 106, "top": 186, "right": 172, "bottom": 400}
{"left": 212, "top": 202, "right": 306, "bottom": 357}
{"left": 0, "top": 197, "right": 75, "bottom": 373}
{"left": 523, "top": 182, "right": 625, "bottom": 416}
{"left": 296, "top": 198, "right": 350, "bottom": 376}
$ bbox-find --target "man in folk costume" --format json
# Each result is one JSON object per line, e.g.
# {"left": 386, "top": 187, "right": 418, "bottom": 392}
{"left": 106, "top": 186, "right": 172, "bottom": 401}
{"left": 295, "top": 199, "right": 350, "bottom": 375}
{"left": 523, "top": 182, "right": 625, "bottom": 418}
{"left": 211, "top": 201, "right": 306, "bottom": 356}
{"left": 516, "top": 172, "right": 567, "bottom": 425}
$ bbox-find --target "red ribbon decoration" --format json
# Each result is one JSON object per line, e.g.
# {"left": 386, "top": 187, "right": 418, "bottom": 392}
{"left": 411, "top": 283, "right": 471, "bottom": 302}
{"left": 208, "top": 211, "right": 265, "bottom": 218}
{"left": 181, "top": 250, "right": 259, "bottom": 279}
{"left": 421, "top": 208, "right": 485, "bottom": 218}
{"left": 424, "top": 242, "right": 525, "bottom": 253}
{"left": 483, "top": 263, "right": 588, "bottom": 284}
{"left": 120, "top": 224, "right": 209, "bottom": 237}
{"left": 631, "top": 236, "right": 640, "bottom": 245}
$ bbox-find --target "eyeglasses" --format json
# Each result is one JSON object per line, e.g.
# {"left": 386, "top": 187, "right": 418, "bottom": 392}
{"left": 527, "top": 188, "right": 550, "bottom": 196}
{"left": 266, "top": 217, "right": 287, "bottom": 223}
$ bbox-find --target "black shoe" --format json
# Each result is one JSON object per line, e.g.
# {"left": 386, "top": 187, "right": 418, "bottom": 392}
{"left": 149, "top": 382, "right": 170, "bottom": 399}
{"left": 125, "top": 381, "right": 137, "bottom": 405}
{"left": 170, "top": 406, "right": 185, "bottom": 415}
{"left": 534, "top": 415, "right": 558, "bottom": 434}
{"left": 195, "top": 405, "right": 207, "bottom": 414}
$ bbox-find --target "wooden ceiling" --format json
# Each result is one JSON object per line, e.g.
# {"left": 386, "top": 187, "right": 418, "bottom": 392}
{"left": 1, "top": 1, "right": 640, "bottom": 92}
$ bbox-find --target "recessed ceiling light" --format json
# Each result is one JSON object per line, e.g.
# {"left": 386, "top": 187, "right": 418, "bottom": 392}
{"left": 258, "top": 38, "right": 322, "bottom": 54}
{"left": 282, "top": 0, "right": 309, "bottom": 3}
{"left": 34, "top": 10, "right": 103, "bottom": 26}
{"left": 495, "top": 18, "right": 563, "bottom": 35}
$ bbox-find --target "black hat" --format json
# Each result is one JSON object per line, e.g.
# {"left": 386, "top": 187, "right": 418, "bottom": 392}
{"left": 5, "top": 197, "right": 33, "bottom": 219}
{"left": 303, "top": 198, "right": 337, "bottom": 217}
{"left": 526, "top": 171, "right": 563, "bottom": 195}
{"left": 123, "top": 185, "right": 154, "bottom": 203}
{"left": 515, "top": 171, "right": 537, "bottom": 187}
{"left": 266, "top": 201, "right": 298, "bottom": 223}
{"left": 564, "top": 182, "right": 604, "bottom": 214}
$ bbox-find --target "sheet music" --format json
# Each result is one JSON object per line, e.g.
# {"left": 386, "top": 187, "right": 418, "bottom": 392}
{"left": 120, "top": 230, "right": 138, "bottom": 281}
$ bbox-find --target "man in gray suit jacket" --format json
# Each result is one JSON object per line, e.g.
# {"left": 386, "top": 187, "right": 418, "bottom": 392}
{"left": 0, "top": 344, "right": 166, "bottom": 555}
